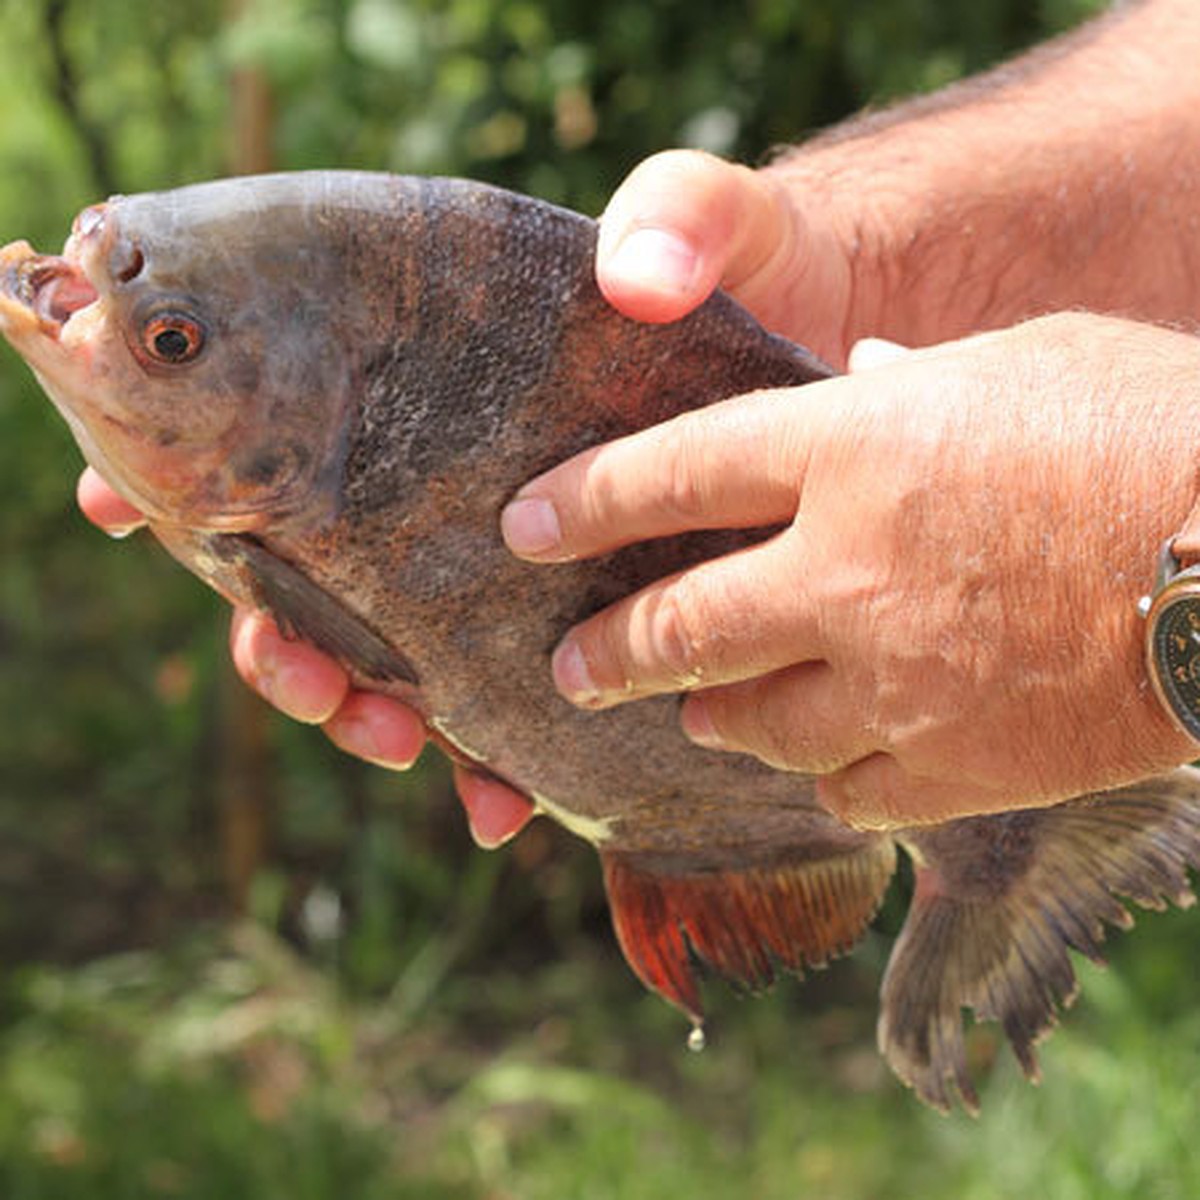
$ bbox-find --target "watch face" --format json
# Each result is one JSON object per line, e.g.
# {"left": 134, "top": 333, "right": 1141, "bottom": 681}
{"left": 1150, "top": 590, "right": 1200, "bottom": 740}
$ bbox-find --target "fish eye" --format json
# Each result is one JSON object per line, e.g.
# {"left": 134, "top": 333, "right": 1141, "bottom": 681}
{"left": 142, "top": 312, "right": 205, "bottom": 365}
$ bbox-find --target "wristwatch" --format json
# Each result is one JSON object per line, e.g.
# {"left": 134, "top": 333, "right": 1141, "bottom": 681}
{"left": 1141, "top": 538, "right": 1200, "bottom": 741}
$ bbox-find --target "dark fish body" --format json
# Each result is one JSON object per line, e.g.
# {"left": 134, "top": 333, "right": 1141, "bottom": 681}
{"left": 2, "top": 171, "right": 1199, "bottom": 1112}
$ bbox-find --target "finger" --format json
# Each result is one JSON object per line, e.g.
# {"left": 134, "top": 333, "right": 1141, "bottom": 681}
{"left": 848, "top": 337, "right": 912, "bottom": 372}
{"left": 502, "top": 385, "right": 824, "bottom": 562}
{"left": 818, "top": 755, "right": 1019, "bottom": 832}
{"left": 229, "top": 607, "right": 349, "bottom": 724}
{"left": 77, "top": 466, "right": 146, "bottom": 536}
{"left": 453, "top": 766, "right": 536, "bottom": 849}
{"left": 323, "top": 691, "right": 426, "bottom": 770}
{"left": 817, "top": 754, "right": 912, "bottom": 831}
{"left": 597, "top": 149, "right": 799, "bottom": 324}
{"left": 550, "top": 527, "right": 823, "bottom": 707}
{"left": 678, "top": 661, "right": 877, "bottom": 773}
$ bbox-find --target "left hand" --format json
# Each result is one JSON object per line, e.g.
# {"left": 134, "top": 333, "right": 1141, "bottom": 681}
{"left": 501, "top": 313, "right": 1200, "bottom": 829}
{"left": 75, "top": 468, "right": 534, "bottom": 849}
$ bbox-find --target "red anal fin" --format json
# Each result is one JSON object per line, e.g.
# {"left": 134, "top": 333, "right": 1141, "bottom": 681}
{"left": 883, "top": 767, "right": 1200, "bottom": 1115}
{"left": 601, "top": 837, "right": 898, "bottom": 1025}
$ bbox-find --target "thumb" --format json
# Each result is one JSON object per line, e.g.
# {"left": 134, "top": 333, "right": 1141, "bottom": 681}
{"left": 596, "top": 149, "right": 798, "bottom": 325}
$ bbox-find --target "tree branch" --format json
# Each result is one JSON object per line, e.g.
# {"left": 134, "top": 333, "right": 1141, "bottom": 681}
{"left": 43, "top": 0, "right": 118, "bottom": 196}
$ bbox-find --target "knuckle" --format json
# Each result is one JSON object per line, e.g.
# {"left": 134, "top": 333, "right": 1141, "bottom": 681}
{"left": 582, "top": 452, "right": 626, "bottom": 533}
{"left": 700, "top": 684, "right": 797, "bottom": 770}
{"left": 645, "top": 583, "right": 709, "bottom": 686}
{"left": 826, "top": 753, "right": 906, "bottom": 831}
{"left": 748, "top": 687, "right": 810, "bottom": 770}
{"left": 662, "top": 421, "right": 712, "bottom": 523}
{"left": 706, "top": 666, "right": 855, "bottom": 775}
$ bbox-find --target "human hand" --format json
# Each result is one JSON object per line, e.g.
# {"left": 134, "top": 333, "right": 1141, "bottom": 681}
{"left": 500, "top": 313, "right": 1200, "bottom": 829}
{"left": 75, "top": 467, "right": 534, "bottom": 849}
{"left": 594, "top": 148, "right": 874, "bottom": 365}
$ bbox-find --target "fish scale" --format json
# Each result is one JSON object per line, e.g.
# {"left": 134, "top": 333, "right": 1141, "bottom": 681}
{"left": 2, "top": 170, "right": 1199, "bottom": 1112}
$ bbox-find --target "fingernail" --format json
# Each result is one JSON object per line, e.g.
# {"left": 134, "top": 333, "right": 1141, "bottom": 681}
{"left": 552, "top": 638, "right": 602, "bottom": 706}
{"left": 501, "top": 497, "right": 563, "bottom": 559}
{"left": 605, "top": 227, "right": 699, "bottom": 297}
{"left": 460, "top": 778, "right": 535, "bottom": 849}
{"left": 256, "top": 661, "right": 339, "bottom": 725}
{"left": 327, "top": 714, "right": 420, "bottom": 771}
{"left": 104, "top": 521, "right": 144, "bottom": 540}
{"left": 681, "top": 697, "right": 724, "bottom": 749}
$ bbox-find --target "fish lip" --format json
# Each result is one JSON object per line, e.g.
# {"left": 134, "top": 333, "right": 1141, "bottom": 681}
{"left": 0, "top": 199, "right": 115, "bottom": 339}
{"left": 0, "top": 246, "right": 100, "bottom": 338}
{"left": 24, "top": 257, "right": 98, "bottom": 329}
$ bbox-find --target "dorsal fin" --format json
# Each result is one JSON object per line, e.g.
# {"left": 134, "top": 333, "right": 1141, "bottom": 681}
{"left": 601, "top": 836, "right": 897, "bottom": 1025}
{"left": 882, "top": 768, "right": 1200, "bottom": 1113}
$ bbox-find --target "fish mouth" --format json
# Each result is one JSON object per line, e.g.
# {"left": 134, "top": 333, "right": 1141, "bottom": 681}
{"left": 0, "top": 201, "right": 115, "bottom": 340}
{"left": 0, "top": 244, "right": 100, "bottom": 338}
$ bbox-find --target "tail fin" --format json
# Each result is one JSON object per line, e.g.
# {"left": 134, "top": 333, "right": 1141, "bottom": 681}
{"left": 881, "top": 768, "right": 1200, "bottom": 1113}
{"left": 601, "top": 834, "right": 897, "bottom": 1027}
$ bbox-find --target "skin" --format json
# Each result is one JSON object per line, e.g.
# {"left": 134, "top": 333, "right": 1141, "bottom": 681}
{"left": 503, "top": 316, "right": 1200, "bottom": 827}
{"left": 81, "top": 0, "right": 1200, "bottom": 834}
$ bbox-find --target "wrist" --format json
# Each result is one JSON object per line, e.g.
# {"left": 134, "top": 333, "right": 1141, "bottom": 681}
{"left": 1141, "top": 497, "right": 1200, "bottom": 747}
{"left": 762, "top": 3, "right": 1200, "bottom": 352}
{"left": 981, "top": 314, "right": 1200, "bottom": 791}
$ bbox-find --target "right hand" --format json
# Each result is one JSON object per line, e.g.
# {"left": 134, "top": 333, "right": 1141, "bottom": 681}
{"left": 74, "top": 151, "right": 863, "bottom": 848}
{"left": 75, "top": 466, "right": 535, "bottom": 850}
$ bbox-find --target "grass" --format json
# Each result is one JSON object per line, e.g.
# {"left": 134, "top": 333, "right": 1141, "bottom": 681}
{"left": 0, "top": 900, "right": 1198, "bottom": 1200}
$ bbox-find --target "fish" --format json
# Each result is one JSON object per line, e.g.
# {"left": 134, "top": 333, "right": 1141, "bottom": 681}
{"left": 2, "top": 170, "right": 1198, "bottom": 1113}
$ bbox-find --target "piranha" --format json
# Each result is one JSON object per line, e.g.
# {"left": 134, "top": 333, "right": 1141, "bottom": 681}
{"left": 2, "top": 171, "right": 1199, "bottom": 1112}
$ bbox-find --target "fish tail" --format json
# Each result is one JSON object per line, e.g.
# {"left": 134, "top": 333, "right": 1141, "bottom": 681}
{"left": 881, "top": 767, "right": 1200, "bottom": 1114}
{"left": 600, "top": 834, "right": 897, "bottom": 1026}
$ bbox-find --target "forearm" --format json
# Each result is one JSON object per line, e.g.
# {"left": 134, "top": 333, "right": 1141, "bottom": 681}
{"left": 766, "top": 0, "right": 1200, "bottom": 349}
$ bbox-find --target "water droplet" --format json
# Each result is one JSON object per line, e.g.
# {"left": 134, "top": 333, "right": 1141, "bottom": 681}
{"left": 687, "top": 1024, "right": 706, "bottom": 1053}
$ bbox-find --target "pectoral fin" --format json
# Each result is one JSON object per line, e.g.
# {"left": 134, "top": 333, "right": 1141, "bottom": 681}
{"left": 882, "top": 768, "right": 1200, "bottom": 1114}
{"left": 210, "top": 534, "right": 419, "bottom": 684}
{"left": 601, "top": 835, "right": 897, "bottom": 1025}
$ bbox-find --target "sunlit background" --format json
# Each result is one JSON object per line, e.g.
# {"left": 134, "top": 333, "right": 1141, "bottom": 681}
{"left": 7, "top": 1, "right": 1199, "bottom": 1197}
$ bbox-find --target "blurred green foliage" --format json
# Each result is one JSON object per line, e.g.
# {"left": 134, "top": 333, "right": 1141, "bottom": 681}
{"left": 7, "top": 0, "right": 1200, "bottom": 1196}
{"left": 0, "top": 0, "right": 1107, "bottom": 970}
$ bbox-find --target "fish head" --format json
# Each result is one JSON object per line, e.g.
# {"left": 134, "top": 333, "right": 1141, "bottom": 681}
{"left": 0, "top": 178, "right": 358, "bottom": 531}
